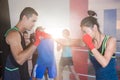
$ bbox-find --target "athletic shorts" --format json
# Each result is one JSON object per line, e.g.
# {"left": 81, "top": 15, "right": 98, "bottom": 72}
{"left": 59, "top": 57, "right": 73, "bottom": 67}
{"left": 33, "top": 64, "right": 57, "bottom": 79}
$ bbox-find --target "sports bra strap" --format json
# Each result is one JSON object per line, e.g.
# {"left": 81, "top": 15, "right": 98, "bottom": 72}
{"left": 89, "top": 35, "right": 115, "bottom": 58}
{"left": 101, "top": 35, "right": 109, "bottom": 54}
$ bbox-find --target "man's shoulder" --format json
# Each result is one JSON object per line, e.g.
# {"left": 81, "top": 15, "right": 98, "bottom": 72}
{"left": 6, "top": 30, "right": 19, "bottom": 38}
{"left": 5, "top": 26, "right": 19, "bottom": 36}
{"left": 6, "top": 30, "right": 21, "bottom": 44}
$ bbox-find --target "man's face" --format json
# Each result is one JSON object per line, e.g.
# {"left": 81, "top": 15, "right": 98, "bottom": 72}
{"left": 24, "top": 14, "right": 38, "bottom": 30}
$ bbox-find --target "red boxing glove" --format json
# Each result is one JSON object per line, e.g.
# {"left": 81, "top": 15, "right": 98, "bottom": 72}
{"left": 34, "top": 31, "right": 51, "bottom": 46}
{"left": 82, "top": 34, "right": 95, "bottom": 50}
{"left": 34, "top": 30, "right": 41, "bottom": 46}
{"left": 41, "top": 32, "right": 51, "bottom": 38}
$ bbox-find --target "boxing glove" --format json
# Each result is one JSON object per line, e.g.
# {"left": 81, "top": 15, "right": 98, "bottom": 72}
{"left": 82, "top": 34, "right": 95, "bottom": 50}
{"left": 41, "top": 32, "right": 51, "bottom": 38}
{"left": 34, "top": 30, "right": 41, "bottom": 46}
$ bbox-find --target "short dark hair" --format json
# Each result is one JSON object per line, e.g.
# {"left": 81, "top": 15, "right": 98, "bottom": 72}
{"left": 20, "top": 7, "right": 38, "bottom": 20}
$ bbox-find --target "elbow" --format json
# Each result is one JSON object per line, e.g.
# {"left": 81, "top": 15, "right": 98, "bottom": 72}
{"left": 102, "top": 64, "right": 107, "bottom": 68}
{"left": 101, "top": 62, "right": 109, "bottom": 68}
{"left": 13, "top": 54, "right": 26, "bottom": 65}
{"left": 16, "top": 59, "right": 24, "bottom": 65}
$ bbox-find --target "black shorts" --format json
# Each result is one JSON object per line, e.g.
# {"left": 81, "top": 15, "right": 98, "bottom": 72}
{"left": 59, "top": 57, "right": 73, "bottom": 68}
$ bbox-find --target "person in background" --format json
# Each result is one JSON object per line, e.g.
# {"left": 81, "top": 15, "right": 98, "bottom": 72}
{"left": 23, "top": 31, "right": 33, "bottom": 77}
{"left": 30, "top": 32, "right": 38, "bottom": 71}
{"left": 80, "top": 10, "right": 118, "bottom": 80}
{"left": 56, "top": 29, "right": 80, "bottom": 80}
{"left": 32, "top": 27, "right": 57, "bottom": 80}
{"left": 30, "top": 32, "right": 48, "bottom": 80}
{"left": 23, "top": 31, "right": 31, "bottom": 46}
{"left": 3, "top": 7, "right": 43, "bottom": 80}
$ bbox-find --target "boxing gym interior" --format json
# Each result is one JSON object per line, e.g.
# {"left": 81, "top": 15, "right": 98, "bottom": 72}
{"left": 0, "top": 0, "right": 120, "bottom": 80}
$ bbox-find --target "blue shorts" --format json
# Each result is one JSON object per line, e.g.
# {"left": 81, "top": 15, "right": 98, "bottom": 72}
{"left": 33, "top": 64, "right": 57, "bottom": 79}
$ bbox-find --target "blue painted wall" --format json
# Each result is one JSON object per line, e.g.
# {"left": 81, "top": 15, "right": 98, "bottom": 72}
{"left": 104, "top": 9, "right": 116, "bottom": 37}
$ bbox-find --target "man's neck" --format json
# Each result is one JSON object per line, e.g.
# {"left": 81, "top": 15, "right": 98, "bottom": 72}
{"left": 16, "top": 21, "right": 26, "bottom": 33}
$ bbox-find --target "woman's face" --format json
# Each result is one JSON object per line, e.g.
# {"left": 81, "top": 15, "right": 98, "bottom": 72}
{"left": 81, "top": 26, "right": 95, "bottom": 38}
{"left": 62, "top": 30, "right": 70, "bottom": 38}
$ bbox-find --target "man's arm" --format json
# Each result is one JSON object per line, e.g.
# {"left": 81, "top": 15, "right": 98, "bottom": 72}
{"left": 6, "top": 30, "right": 37, "bottom": 65}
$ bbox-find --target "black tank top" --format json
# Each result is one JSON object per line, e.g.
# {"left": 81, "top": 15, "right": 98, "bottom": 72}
{"left": 4, "top": 27, "right": 30, "bottom": 80}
